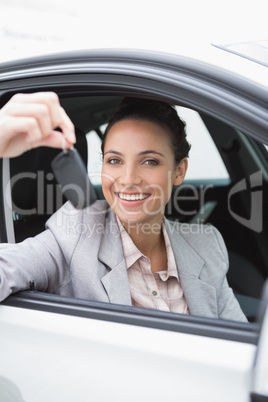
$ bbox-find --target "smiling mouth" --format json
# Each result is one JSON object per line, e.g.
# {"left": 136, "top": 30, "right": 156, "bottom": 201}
{"left": 116, "top": 192, "right": 151, "bottom": 201}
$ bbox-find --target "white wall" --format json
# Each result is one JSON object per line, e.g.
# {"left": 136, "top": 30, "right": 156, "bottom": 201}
{"left": 0, "top": 0, "right": 267, "bottom": 62}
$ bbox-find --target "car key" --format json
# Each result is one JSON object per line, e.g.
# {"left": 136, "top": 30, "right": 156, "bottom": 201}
{"left": 51, "top": 140, "right": 97, "bottom": 209}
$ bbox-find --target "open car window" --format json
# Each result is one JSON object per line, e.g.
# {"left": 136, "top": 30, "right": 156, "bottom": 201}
{"left": 2, "top": 94, "right": 266, "bottom": 326}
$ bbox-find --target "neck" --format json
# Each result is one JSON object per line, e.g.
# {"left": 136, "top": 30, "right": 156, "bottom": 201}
{"left": 121, "top": 219, "right": 165, "bottom": 259}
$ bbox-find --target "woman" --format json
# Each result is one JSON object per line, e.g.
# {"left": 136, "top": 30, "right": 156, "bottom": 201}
{"left": 0, "top": 93, "right": 247, "bottom": 321}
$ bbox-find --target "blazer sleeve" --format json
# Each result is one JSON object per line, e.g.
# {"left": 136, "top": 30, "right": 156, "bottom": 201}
{"left": 0, "top": 202, "right": 82, "bottom": 302}
{"left": 212, "top": 227, "right": 248, "bottom": 322}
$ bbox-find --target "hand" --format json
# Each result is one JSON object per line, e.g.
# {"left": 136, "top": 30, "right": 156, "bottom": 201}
{"left": 0, "top": 92, "right": 76, "bottom": 158}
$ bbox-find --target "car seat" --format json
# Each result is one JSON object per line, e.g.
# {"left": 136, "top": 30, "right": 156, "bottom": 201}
{"left": 10, "top": 127, "right": 87, "bottom": 242}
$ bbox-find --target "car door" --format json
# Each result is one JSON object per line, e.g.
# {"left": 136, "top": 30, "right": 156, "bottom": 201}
{"left": 0, "top": 48, "right": 267, "bottom": 402}
{"left": 251, "top": 280, "right": 268, "bottom": 402}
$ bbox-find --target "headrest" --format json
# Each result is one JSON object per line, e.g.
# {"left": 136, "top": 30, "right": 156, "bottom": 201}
{"left": 10, "top": 127, "right": 87, "bottom": 217}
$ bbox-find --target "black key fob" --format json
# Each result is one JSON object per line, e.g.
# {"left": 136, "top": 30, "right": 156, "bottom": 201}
{"left": 51, "top": 148, "right": 97, "bottom": 209}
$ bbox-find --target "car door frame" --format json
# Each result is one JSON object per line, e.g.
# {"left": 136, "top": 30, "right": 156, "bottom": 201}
{"left": 0, "top": 49, "right": 268, "bottom": 401}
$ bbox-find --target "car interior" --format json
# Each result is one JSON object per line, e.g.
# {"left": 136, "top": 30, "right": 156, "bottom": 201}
{"left": 2, "top": 93, "right": 268, "bottom": 323}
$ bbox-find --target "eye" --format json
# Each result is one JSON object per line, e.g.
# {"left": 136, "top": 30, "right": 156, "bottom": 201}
{"left": 143, "top": 159, "right": 159, "bottom": 166}
{"left": 107, "top": 158, "right": 122, "bottom": 165}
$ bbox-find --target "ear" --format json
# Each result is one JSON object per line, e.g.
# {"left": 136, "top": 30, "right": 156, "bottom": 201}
{"left": 173, "top": 158, "right": 188, "bottom": 186}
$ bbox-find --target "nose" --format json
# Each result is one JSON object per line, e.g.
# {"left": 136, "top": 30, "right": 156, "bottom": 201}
{"left": 119, "top": 163, "right": 142, "bottom": 187}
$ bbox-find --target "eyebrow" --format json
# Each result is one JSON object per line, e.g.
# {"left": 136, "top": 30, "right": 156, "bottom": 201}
{"left": 104, "top": 150, "right": 165, "bottom": 157}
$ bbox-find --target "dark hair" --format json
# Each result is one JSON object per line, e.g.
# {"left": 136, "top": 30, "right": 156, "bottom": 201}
{"left": 101, "top": 97, "right": 191, "bottom": 164}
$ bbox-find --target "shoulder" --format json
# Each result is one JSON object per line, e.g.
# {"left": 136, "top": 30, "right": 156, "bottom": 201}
{"left": 46, "top": 200, "right": 110, "bottom": 234}
{"left": 165, "top": 219, "right": 228, "bottom": 263}
{"left": 41, "top": 200, "right": 112, "bottom": 257}
{"left": 166, "top": 218, "right": 221, "bottom": 241}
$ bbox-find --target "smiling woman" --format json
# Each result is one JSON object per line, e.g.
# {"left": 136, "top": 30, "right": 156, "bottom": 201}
{"left": 102, "top": 120, "right": 187, "bottom": 226}
{"left": 101, "top": 99, "right": 189, "bottom": 259}
{"left": 0, "top": 93, "right": 247, "bottom": 323}
{"left": 101, "top": 100, "right": 189, "bottom": 280}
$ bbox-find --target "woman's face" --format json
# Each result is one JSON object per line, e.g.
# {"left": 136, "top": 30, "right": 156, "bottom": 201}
{"left": 101, "top": 119, "right": 187, "bottom": 226}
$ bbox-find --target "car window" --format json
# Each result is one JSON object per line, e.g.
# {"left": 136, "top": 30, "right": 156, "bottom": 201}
{"left": 175, "top": 107, "right": 229, "bottom": 182}
{"left": 86, "top": 129, "right": 103, "bottom": 185}
{"left": 86, "top": 108, "right": 230, "bottom": 185}
{"left": 5, "top": 94, "right": 267, "bottom": 325}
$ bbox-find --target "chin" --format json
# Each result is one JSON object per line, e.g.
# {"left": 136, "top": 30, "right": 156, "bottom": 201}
{"left": 117, "top": 212, "right": 162, "bottom": 227}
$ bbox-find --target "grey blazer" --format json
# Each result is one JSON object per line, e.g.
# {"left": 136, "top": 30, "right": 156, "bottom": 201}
{"left": 0, "top": 200, "right": 247, "bottom": 322}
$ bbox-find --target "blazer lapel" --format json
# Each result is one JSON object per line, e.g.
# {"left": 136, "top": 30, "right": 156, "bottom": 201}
{"left": 165, "top": 220, "right": 218, "bottom": 318}
{"left": 98, "top": 208, "right": 132, "bottom": 306}
{"left": 96, "top": 207, "right": 218, "bottom": 318}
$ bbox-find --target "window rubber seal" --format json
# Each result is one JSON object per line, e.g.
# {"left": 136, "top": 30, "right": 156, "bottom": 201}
{"left": 2, "top": 290, "right": 259, "bottom": 345}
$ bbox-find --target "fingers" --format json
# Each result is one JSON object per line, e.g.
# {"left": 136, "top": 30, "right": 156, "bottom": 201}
{"left": 0, "top": 92, "right": 76, "bottom": 158}
{"left": 32, "top": 130, "right": 74, "bottom": 150}
{"left": 58, "top": 106, "right": 76, "bottom": 145}
{"left": 2, "top": 103, "right": 54, "bottom": 142}
{"left": 4, "top": 92, "right": 76, "bottom": 144}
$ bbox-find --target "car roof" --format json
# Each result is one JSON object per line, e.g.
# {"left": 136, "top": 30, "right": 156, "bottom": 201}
{"left": 0, "top": 42, "right": 267, "bottom": 89}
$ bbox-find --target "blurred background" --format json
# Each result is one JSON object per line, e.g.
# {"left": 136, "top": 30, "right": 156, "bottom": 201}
{"left": 0, "top": 0, "right": 267, "bottom": 62}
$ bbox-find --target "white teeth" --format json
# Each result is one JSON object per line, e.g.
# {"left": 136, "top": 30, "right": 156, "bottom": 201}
{"left": 118, "top": 193, "right": 149, "bottom": 201}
